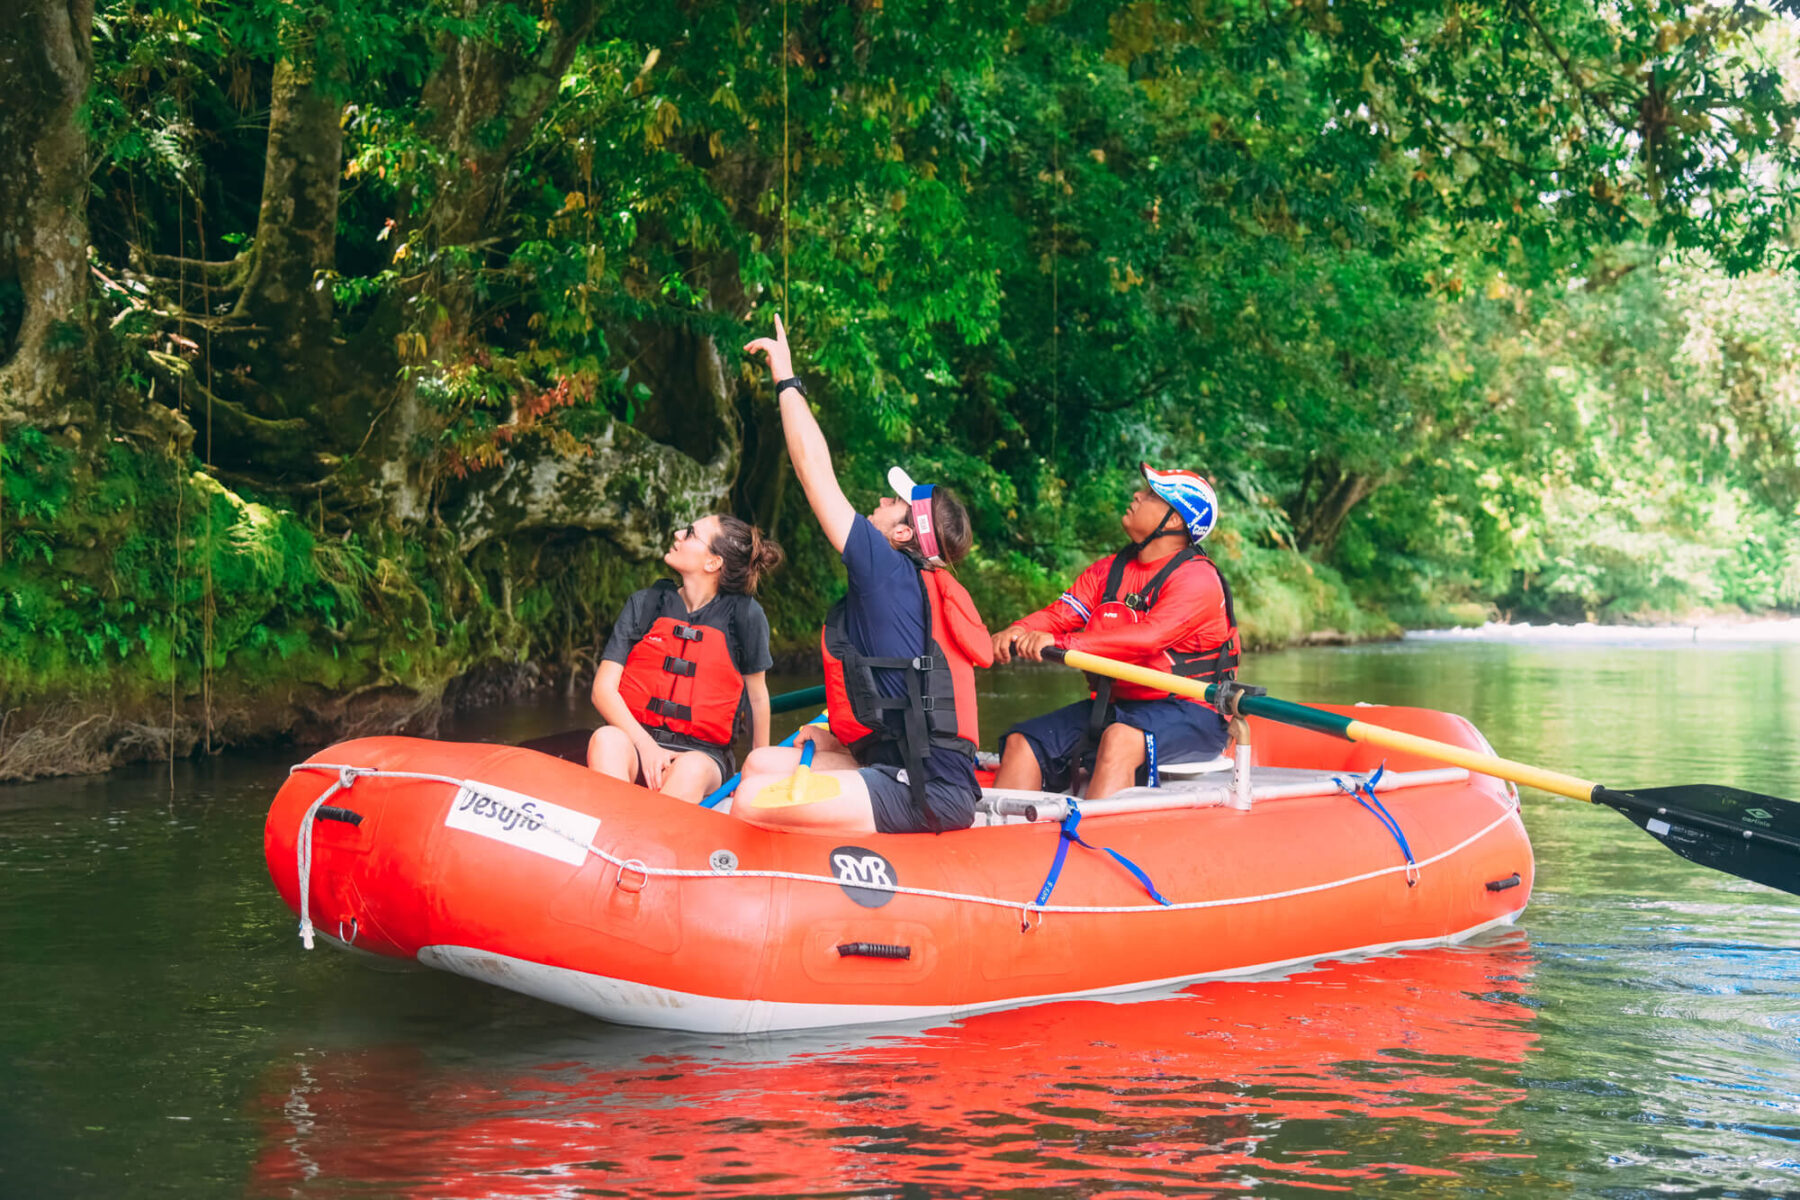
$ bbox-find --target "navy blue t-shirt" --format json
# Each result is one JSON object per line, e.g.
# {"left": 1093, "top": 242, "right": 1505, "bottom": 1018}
{"left": 840, "top": 515, "right": 978, "bottom": 790}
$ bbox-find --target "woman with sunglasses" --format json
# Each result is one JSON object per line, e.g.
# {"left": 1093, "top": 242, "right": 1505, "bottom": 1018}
{"left": 588, "top": 514, "right": 784, "bottom": 803}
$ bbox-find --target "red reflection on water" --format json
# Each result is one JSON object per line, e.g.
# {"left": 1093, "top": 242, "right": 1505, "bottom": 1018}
{"left": 253, "top": 941, "right": 1537, "bottom": 1197}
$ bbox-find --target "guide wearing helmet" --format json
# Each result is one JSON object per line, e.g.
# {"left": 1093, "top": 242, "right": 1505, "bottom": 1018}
{"left": 991, "top": 463, "right": 1241, "bottom": 800}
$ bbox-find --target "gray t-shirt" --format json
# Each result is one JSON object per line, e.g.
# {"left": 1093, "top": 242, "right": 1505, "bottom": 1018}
{"left": 603, "top": 580, "right": 773, "bottom": 676}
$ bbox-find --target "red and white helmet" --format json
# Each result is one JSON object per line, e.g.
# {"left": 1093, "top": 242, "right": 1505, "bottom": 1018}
{"left": 1141, "top": 462, "right": 1218, "bottom": 543}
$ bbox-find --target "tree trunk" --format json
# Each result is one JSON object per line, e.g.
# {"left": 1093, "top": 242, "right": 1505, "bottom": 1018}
{"left": 414, "top": 0, "right": 600, "bottom": 247}
{"left": 1291, "top": 463, "right": 1380, "bottom": 555}
{"left": 0, "top": 0, "right": 96, "bottom": 427}
{"left": 230, "top": 49, "right": 345, "bottom": 416}
{"left": 360, "top": 0, "right": 600, "bottom": 528}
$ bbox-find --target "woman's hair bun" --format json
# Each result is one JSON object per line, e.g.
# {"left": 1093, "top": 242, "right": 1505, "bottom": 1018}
{"left": 713, "top": 515, "right": 784, "bottom": 595}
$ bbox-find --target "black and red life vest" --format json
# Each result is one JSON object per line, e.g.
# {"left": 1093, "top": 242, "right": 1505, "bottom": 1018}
{"left": 821, "top": 561, "right": 991, "bottom": 808}
{"left": 1090, "top": 544, "right": 1241, "bottom": 700}
{"left": 616, "top": 583, "right": 749, "bottom": 747}
{"left": 1077, "top": 546, "right": 1240, "bottom": 753}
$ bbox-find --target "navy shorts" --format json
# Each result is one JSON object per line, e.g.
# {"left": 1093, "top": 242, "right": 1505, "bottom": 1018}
{"left": 1005, "top": 697, "right": 1229, "bottom": 792}
{"left": 858, "top": 745, "right": 979, "bottom": 834}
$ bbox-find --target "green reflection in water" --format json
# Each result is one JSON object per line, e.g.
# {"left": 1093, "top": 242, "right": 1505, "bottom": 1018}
{"left": 1, "top": 637, "right": 1796, "bottom": 1198}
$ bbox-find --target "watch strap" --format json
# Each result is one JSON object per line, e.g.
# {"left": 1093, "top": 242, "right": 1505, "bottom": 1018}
{"left": 774, "top": 375, "right": 806, "bottom": 397}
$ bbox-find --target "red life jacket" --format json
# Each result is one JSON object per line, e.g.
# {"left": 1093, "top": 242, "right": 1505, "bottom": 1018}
{"left": 617, "top": 593, "right": 747, "bottom": 747}
{"left": 1086, "top": 545, "right": 1241, "bottom": 708}
{"left": 821, "top": 562, "right": 991, "bottom": 807}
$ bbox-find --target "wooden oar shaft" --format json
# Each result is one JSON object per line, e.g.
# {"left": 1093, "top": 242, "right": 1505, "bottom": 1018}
{"left": 1053, "top": 647, "right": 1599, "bottom": 802}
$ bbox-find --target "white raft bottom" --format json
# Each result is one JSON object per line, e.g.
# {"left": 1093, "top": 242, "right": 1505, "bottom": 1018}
{"left": 408, "top": 907, "right": 1526, "bottom": 1035}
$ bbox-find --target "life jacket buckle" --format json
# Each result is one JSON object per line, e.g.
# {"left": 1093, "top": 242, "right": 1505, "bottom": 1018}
{"left": 672, "top": 623, "right": 703, "bottom": 642}
{"left": 1124, "top": 592, "right": 1147, "bottom": 610}
{"left": 646, "top": 697, "right": 692, "bottom": 720}
{"left": 662, "top": 655, "right": 698, "bottom": 677}
{"left": 910, "top": 655, "right": 936, "bottom": 671}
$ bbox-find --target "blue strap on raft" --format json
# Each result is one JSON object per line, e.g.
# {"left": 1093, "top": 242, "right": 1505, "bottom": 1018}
{"left": 1145, "top": 730, "right": 1159, "bottom": 789}
{"left": 1335, "top": 764, "right": 1418, "bottom": 885}
{"left": 700, "top": 712, "right": 828, "bottom": 809}
{"left": 1034, "top": 800, "right": 1171, "bottom": 907}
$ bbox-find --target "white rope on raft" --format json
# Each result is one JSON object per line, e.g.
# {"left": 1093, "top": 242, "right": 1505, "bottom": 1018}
{"left": 288, "top": 763, "right": 1523, "bottom": 934}
{"left": 293, "top": 769, "right": 354, "bottom": 948}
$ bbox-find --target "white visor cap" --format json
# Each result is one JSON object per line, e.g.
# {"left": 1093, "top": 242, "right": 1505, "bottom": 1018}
{"left": 888, "top": 465, "right": 920, "bottom": 501}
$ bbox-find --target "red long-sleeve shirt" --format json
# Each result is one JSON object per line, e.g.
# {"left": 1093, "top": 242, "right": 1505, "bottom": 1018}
{"left": 1015, "top": 551, "right": 1234, "bottom": 702}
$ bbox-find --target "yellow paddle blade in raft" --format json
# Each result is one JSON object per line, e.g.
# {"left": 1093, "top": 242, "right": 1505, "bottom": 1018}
{"left": 748, "top": 740, "right": 843, "bottom": 809}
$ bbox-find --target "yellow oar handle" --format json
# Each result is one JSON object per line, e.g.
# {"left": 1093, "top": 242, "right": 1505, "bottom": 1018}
{"left": 1341, "top": 719, "right": 1597, "bottom": 801}
{"left": 1049, "top": 646, "right": 1599, "bottom": 803}
{"left": 1058, "top": 647, "right": 1209, "bottom": 699}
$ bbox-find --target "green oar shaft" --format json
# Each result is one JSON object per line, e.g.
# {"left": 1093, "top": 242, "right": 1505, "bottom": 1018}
{"left": 771, "top": 684, "right": 826, "bottom": 714}
{"left": 1053, "top": 647, "right": 1600, "bottom": 802}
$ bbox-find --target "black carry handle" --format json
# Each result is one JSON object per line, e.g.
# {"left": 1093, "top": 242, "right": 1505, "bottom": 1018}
{"left": 836, "top": 942, "right": 912, "bottom": 960}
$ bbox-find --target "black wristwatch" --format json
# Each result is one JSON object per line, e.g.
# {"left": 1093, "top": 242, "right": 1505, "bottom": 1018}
{"left": 774, "top": 375, "right": 806, "bottom": 398}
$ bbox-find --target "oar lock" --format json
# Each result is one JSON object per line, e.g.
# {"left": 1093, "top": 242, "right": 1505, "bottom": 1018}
{"left": 1212, "top": 680, "right": 1267, "bottom": 720}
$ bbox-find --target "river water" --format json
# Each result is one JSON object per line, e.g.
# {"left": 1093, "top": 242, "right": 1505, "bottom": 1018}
{"left": 3, "top": 635, "right": 1797, "bottom": 1197}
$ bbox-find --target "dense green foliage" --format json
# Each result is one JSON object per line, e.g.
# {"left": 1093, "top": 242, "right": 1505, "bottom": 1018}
{"left": 1, "top": 0, "right": 1797, "bottom": 772}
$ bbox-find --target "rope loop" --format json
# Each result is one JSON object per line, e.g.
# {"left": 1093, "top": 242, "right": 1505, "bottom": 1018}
{"left": 1334, "top": 764, "right": 1419, "bottom": 886}
{"left": 295, "top": 778, "right": 347, "bottom": 951}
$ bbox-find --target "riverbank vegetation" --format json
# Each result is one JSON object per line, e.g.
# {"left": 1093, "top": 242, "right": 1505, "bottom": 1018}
{"left": 2, "top": 0, "right": 1797, "bottom": 778}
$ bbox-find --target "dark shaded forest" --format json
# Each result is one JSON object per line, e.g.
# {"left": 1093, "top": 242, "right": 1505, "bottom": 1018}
{"left": 2, "top": 0, "right": 1797, "bottom": 779}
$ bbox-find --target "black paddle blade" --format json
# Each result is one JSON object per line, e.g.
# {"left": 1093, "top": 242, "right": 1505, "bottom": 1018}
{"left": 516, "top": 728, "right": 594, "bottom": 764}
{"left": 1592, "top": 784, "right": 1800, "bottom": 898}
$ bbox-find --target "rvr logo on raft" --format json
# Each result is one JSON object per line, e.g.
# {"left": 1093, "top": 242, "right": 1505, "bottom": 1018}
{"left": 831, "top": 846, "right": 898, "bottom": 908}
{"left": 834, "top": 853, "right": 893, "bottom": 887}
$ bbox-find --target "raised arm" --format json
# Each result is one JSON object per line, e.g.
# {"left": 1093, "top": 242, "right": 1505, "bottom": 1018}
{"left": 744, "top": 315, "right": 856, "bottom": 552}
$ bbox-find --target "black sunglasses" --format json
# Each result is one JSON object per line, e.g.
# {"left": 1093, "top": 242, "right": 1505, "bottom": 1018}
{"left": 676, "top": 524, "right": 716, "bottom": 553}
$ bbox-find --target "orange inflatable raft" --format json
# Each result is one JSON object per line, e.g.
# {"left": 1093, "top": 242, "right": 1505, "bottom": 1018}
{"left": 264, "top": 704, "right": 1534, "bottom": 1033}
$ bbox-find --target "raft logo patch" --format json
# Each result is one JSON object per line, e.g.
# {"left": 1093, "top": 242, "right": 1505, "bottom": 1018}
{"left": 447, "top": 781, "right": 600, "bottom": 867}
{"left": 831, "top": 845, "right": 897, "bottom": 908}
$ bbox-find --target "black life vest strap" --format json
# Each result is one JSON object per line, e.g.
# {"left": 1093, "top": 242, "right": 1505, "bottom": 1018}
{"left": 1084, "top": 676, "right": 1115, "bottom": 752}
{"left": 1211, "top": 551, "right": 1238, "bottom": 630}
{"left": 662, "top": 656, "right": 698, "bottom": 677}
{"left": 1168, "top": 553, "right": 1241, "bottom": 684}
{"left": 1085, "top": 544, "right": 1201, "bottom": 748}
{"left": 645, "top": 697, "right": 692, "bottom": 721}
{"left": 898, "top": 641, "right": 933, "bottom": 816}
{"left": 1143, "top": 546, "right": 1198, "bottom": 601}
{"left": 839, "top": 568, "right": 939, "bottom": 815}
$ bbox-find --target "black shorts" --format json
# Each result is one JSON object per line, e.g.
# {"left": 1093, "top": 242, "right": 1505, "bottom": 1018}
{"left": 1005, "top": 697, "right": 1228, "bottom": 792}
{"left": 645, "top": 727, "right": 734, "bottom": 785}
{"left": 859, "top": 764, "right": 978, "bottom": 834}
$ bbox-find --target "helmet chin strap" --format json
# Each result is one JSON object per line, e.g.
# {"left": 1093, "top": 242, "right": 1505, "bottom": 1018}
{"left": 1129, "top": 503, "right": 1188, "bottom": 552}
